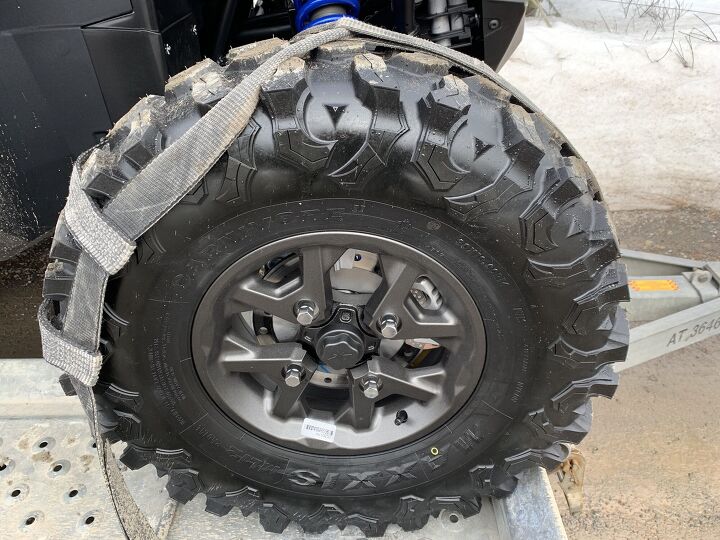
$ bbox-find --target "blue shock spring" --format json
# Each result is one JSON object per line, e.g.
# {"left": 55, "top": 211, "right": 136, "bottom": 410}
{"left": 294, "top": 0, "right": 360, "bottom": 31}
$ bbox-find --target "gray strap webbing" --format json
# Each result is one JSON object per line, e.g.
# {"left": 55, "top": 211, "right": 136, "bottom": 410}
{"left": 38, "top": 311, "right": 102, "bottom": 386}
{"left": 65, "top": 167, "right": 136, "bottom": 275}
{"left": 39, "top": 18, "right": 532, "bottom": 539}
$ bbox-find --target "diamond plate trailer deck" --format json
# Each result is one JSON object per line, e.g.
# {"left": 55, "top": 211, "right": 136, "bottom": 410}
{"left": 0, "top": 357, "right": 566, "bottom": 539}
{"left": 1, "top": 250, "right": 718, "bottom": 539}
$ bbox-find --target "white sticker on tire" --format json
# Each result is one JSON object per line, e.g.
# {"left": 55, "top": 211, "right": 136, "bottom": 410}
{"left": 301, "top": 418, "right": 336, "bottom": 443}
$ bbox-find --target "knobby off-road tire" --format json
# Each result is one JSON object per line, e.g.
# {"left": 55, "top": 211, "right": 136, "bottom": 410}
{"left": 44, "top": 38, "right": 629, "bottom": 536}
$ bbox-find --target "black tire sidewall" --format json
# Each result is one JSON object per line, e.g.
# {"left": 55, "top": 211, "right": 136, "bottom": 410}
{"left": 107, "top": 198, "right": 540, "bottom": 498}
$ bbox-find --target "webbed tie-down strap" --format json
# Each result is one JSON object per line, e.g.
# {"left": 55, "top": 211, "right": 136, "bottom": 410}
{"left": 37, "top": 18, "right": 534, "bottom": 539}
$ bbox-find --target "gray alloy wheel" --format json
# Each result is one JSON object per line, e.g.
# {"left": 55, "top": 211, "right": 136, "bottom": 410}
{"left": 192, "top": 232, "right": 486, "bottom": 454}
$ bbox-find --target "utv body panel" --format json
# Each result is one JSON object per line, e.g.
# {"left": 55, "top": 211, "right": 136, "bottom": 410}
{"left": 0, "top": 0, "right": 199, "bottom": 259}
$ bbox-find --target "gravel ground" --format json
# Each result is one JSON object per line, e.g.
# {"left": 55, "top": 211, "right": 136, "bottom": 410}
{"left": 1, "top": 208, "right": 718, "bottom": 540}
{"left": 553, "top": 207, "right": 720, "bottom": 539}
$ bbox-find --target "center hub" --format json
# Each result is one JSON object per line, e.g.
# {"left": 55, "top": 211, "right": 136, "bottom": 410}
{"left": 315, "top": 328, "right": 365, "bottom": 369}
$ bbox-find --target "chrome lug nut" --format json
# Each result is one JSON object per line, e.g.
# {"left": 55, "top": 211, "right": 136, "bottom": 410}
{"left": 284, "top": 365, "right": 304, "bottom": 387}
{"left": 378, "top": 314, "right": 399, "bottom": 339}
{"left": 294, "top": 301, "right": 317, "bottom": 326}
{"left": 361, "top": 377, "right": 381, "bottom": 399}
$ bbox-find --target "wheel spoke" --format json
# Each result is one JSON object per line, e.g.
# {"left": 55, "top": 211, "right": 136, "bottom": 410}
{"left": 218, "top": 331, "right": 317, "bottom": 418}
{"left": 364, "top": 357, "right": 444, "bottom": 401}
{"left": 390, "top": 365, "right": 445, "bottom": 401}
{"left": 347, "top": 384, "right": 376, "bottom": 430}
{"left": 342, "top": 357, "right": 444, "bottom": 429}
{"left": 218, "top": 332, "right": 306, "bottom": 375}
{"left": 231, "top": 273, "right": 300, "bottom": 322}
{"left": 364, "top": 255, "right": 462, "bottom": 340}
{"left": 231, "top": 246, "right": 341, "bottom": 323}
{"left": 364, "top": 255, "right": 419, "bottom": 323}
{"left": 399, "top": 308, "right": 462, "bottom": 340}
{"left": 272, "top": 375, "right": 314, "bottom": 417}
{"left": 298, "top": 246, "right": 338, "bottom": 306}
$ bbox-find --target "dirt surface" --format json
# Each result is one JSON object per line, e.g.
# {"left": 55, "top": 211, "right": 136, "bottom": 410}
{"left": 1, "top": 208, "right": 718, "bottom": 540}
{"left": 552, "top": 207, "right": 720, "bottom": 539}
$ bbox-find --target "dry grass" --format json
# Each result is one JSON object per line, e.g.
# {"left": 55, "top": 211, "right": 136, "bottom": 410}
{"left": 621, "top": 0, "right": 691, "bottom": 36}
{"left": 616, "top": 0, "right": 719, "bottom": 68}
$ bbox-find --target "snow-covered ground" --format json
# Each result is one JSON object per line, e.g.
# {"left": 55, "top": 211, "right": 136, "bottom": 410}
{"left": 500, "top": 0, "right": 720, "bottom": 211}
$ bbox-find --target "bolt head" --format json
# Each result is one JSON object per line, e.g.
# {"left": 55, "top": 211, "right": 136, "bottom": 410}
{"left": 379, "top": 315, "right": 399, "bottom": 339}
{"left": 295, "top": 301, "right": 317, "bottom": 326}
{"left": 361, "top": 377, "right": 381, "bottom": 399}
{"left": 284, "top": 365, "right": 303, "bottom": 387}
{"left": 363, "top": 385, "right": 379, "bottom": 399}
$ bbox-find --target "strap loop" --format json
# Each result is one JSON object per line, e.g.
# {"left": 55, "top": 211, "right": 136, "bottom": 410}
{"left": 64, "top": 166, "right": 136, "bottom": 275}
{"left": 38, "top": 304, "right": 103, "bottom": 386}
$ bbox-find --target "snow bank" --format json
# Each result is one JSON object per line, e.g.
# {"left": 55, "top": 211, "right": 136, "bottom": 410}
{"left": 500, "top": 0, "right": 720, "bottom": 211}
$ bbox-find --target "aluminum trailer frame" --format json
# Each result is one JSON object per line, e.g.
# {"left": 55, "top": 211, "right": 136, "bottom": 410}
{"left": 1, "top": 249, "right": 718, "bottom": 539}
{"left": 620, "top": 249, "right": 720, "bottom": 372}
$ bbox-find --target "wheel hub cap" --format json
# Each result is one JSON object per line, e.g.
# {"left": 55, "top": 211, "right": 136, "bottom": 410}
{"left": 315, "top": 328, "right": 365, "bottom": 369}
